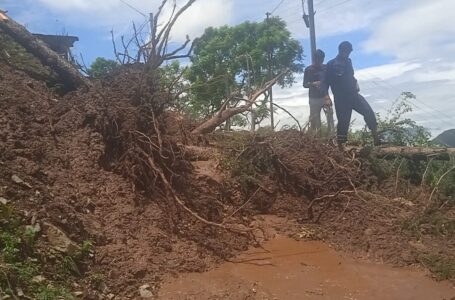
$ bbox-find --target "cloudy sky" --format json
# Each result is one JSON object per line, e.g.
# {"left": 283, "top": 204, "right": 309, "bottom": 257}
{"left": 2, "top": 0, "right": 455, "bottom": 136}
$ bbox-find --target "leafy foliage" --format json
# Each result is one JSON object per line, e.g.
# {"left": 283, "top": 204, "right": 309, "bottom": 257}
{"left": 0, "top": 204, "right": 91, "bottom": 299}
{"left": 87, "top": 57, "right": 119, "bottom": 78}
{"left": 186, "top": 17, "right": 304, "bottom": 120}
{"left": 158, "top": 61, "right": 193, "bottom": 113}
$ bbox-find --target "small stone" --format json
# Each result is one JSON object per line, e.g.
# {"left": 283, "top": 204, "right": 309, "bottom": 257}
{"left": 408, "top": 240, "right": 428, "bottom": 252}
{"left": 16, "top": 288, "right": 24, "bottom": 297}
{"left": 139, "top": 284, "right": 154, "bottom": 298}
{"left": 34, "top": 223, "right": 41, "bottom": 233}
{"left": 26, "top": 223, "right": 41, "bottom": 234}
{"left": 364, "top": 228, "right": 374, "bottom": 236}
{"left": 43, "top": 222, "right": 80, "bottom": 255}
{"left": 107, "top": 293, "right": 115, "bottom": 299}
{"left": 73, "top": 291, "right": 84, "bottom": 297}
{"left": 32, "top": 275, "right": 46, "bottom": 283}
{"left": 11, "top": 175, "right": 32, "bottom": 188}
{"left": 0, "top": 197, "right": 8, "bottom": 205}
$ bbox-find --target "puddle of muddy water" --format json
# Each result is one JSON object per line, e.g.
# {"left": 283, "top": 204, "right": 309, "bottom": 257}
{"left": 159, "top": 236, "right": 455, "bottom": 300}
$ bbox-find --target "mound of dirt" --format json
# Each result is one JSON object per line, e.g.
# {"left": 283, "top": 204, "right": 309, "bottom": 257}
{"left": 0, "top": 64, "right": 252, "bottom": 298}
{"left": 215, "top": 130, "right": 455, "bottom": 273}
{"left": 1, "top": 60, "right": 453, "bottom": 299}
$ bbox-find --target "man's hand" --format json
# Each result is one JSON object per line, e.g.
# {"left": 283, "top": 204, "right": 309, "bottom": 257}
{"left": 312, "top": 81, "right": 321, "bottom": 88}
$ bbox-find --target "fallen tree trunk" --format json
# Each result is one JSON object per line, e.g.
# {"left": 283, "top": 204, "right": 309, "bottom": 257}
{"left": 191, "top": 70, "right": 289, "bottom": 135}
{"left": 357, "top": 146, "right": 455, "bottom": 161}
{"left": 0, "top": 11, "right": 90, "bottom": 90}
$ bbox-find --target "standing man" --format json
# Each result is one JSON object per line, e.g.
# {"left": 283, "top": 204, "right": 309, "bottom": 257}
{"left": 322, "top": 41, "right": 379, "bottom": 150}
{"left": 303, "top": 49, "right": 334, "bottom": 135}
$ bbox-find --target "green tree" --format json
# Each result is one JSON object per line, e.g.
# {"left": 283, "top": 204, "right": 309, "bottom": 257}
{"left": 186, "top": 17, "right": 304, "bottom": 122}
{"left": 87, "top": 57, "right": 119, "bottom": 78}
{"left": 158, "top": 61, "right": 193, "bottom": 112}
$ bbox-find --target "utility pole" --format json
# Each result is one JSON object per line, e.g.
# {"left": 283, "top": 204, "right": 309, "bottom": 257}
{"left": 225, "top": 76, "right": 231, "bottom": 131}
{"left": 307, "top": 0, "right": 317, "bottom": 64}
{"left": 266, "top": 12, "right": 275, "bottom": 130}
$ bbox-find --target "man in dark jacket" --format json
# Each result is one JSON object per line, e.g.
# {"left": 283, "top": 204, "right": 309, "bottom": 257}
{"left": 303, "top": 49, "right": 334, "bottom": 134}
{"left": 322, "top": 41, "right": 379, "bottom": 149}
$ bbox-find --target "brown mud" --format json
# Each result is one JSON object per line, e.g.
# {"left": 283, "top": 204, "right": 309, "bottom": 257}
{"left": 159, "top": 235, "right": 455, "bottom": 300}
{"left": 0, "top": 59, "right": 454, "bottom": 299}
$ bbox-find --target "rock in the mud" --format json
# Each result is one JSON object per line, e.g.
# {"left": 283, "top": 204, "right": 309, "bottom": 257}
{"left": 11, "top": 174, "right": 32, "bottom": 188}
{"left": 364, "top": 228, "right": 374, "bottom": 237}
{"left": 139, "top": 284, "right": 154, "bottom": 298}
{"left": 26, "top": 223, "right": 41, "bottom": 234}
{"left": 408, "top": 240, "right": 428, "bottom": 252}
{"left": 31, "top": 275, "right": 46, "bottom": 283}
{"left": 43, "top": 222, "right": 80, "bottom": 255}
{"left": 73, "top": 291, "right": 84, "bottom": 297}
{"left": 0, "top": 197, "right": 8, "bottom": 205}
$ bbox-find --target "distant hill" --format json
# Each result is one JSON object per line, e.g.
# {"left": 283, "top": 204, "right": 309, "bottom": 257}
{"left": 433, "top": 129, "right": 455, "bottom": 147}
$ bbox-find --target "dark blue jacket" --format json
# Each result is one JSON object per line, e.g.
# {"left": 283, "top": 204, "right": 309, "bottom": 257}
{"left": 303, "top": 64, "right": 327, "bottom": 98}
{"left": 322, "top": 55, "right": 358, "bottom": 98}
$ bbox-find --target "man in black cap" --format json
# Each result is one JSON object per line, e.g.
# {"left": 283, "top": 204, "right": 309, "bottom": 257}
{"left": 322, "top": 41, "right": 379, "bottom": 149}
{"left": 303, "top": 49, "right": 334, "bottom": 134}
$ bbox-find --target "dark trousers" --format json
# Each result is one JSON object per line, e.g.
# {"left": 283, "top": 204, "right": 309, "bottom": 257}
{"left": 334, "top": 94, "right": 377, "bottom": 143}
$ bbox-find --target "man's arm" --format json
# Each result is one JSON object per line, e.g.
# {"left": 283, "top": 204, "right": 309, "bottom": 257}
{"left": 303, "top": 67, "right": 311, "bottom": 88}
{"left": 348, "top": 59, "right": 360, "bottom": 92}
{"left": 320, "top": 63, "right": 331, "bottom": 95}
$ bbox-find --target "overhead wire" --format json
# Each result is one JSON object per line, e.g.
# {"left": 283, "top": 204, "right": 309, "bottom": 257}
{"left": 359, "top": 73, "right": 454, "bottom": 130}
{"left": 360, "top": 69, "right": 454, "bottom": 122}
{"left": 119, "top": 0, "right": 147, "bottom": 18}
{"left": 318, "top": 0, "right": 354, "bottom": 13}
{"left": 270, "top": 0, "right": 288, "bottom": 14}
{"left": 246, "top": 0, "right": 452, "bottom": 132}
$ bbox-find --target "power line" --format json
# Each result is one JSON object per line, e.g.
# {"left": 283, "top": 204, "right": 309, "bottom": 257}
{"left": 119, "top": 0, "right": 147, "bottom": 17}
{"left": 274, "top": 3, "right": 303, "bottom": 18}
{"left": 318, "top": 0, "right": 353, "bottom": 13}
{"left": 270, "top": 0, "right": 287, "bottom": 14}
{"left": 360, "top": 74, "right": 454, "bottom": 130}
{"left": 361, "top": 70, "right": 454, "bottom": 122}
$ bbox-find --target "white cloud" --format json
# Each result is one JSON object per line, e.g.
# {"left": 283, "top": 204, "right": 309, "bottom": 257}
{"left": 27, "top": 0, "right": 231, "bottom": 42}
{"left": 169, "top": 0, "right": 232, "bottom": 42}
{"left": 363, "top": 0, "right": 455, "bottom": 60}
{"left": 260, "top": 0, "right": 399, "bottom": 39}
{"left": 272, "top": 0, "right": 455, "bottom": 136}
{"left": 356, "top": 62, "right": 421, "bottom": 81}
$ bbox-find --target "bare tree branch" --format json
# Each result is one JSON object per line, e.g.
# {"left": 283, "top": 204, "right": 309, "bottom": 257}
{"left": 191, "top": 69, "right": 290, "bottom": 135}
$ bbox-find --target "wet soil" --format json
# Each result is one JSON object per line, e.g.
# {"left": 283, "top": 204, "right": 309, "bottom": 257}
{"left": 159, "top": 235, "right": 455, "bottom": 300}
{"left": 1, "top": 61, "right": 454, "bottom": 298}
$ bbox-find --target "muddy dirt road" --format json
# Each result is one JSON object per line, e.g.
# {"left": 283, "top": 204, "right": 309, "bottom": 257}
{"left": 159, "top": 236, "right": 455, "bottom": 300}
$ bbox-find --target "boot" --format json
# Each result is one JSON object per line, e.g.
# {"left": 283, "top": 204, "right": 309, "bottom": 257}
{"left": 337, "top": 141, "right": 346, "bottom": 152}
{"left": 372, "top": 128, "right": 381, "bottom": 146}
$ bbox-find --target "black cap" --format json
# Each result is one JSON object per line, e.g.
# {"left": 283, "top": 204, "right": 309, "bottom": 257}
{"left": 339, "top": 41, "right": 353, "bottom": 52}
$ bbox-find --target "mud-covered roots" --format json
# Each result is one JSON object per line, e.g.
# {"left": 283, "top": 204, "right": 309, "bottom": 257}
{"left": 90, "top": 67, "right": 252, "bottom": 234}
{"left": 224, "top": 130, "right": 367, "bottom": 222}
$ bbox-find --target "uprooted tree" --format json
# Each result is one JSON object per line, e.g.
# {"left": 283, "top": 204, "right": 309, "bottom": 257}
{"left": 191, "top": 70, "right": 289, "bottom": 135}
{"left": 111, "top": 0, "right": 196, "bottom": 69}
{"left": 185, "top": 17, "right": 304, "bottom": 129}
{"left": 0, "top": 11, "right": 90, "bottom": 90}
